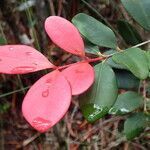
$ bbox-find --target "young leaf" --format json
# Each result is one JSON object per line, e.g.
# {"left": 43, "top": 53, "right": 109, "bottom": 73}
{"left": 22, "top": 70, "right": 71, "bottom": 133}
{"left": 121, "top": 0, "right": 150, "bottom": 31}
{"left": 72, "top": 13, "right": 117, "bottom": 49}
{"left": 79, "top": 62, "right": 118, "bottom": 122}
{"left": 45, "top": 16, "right": 85, "bottom": 56}
{"left": 124, "top": 112, "right": 150, "bottom": 140}
{"left": 0, "top": 45, "right": 55, "bottom": 74}
{"left": 112, "top": 48, "right": 149, "bottom": 79}
{"left": 62, "top": 62, "right": 94, "bottom": 95}
{"left": 117, "top": 20, "right": 142, "bottom": 45}
{"left": 109, "top": 91, "right": 143, "bottom": 115}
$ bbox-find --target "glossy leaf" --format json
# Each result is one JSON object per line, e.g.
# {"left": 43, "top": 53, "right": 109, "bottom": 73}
{"left": 109, "top": 91, "right": 143, "bottom": 115}
{"left": 0, "top": 45, "right": 55, "bottom": 74}
{"left": 124, "top": 112, "right": 150, "bottom": 140}
{"left": 62, "top": 62, "right": 94, "bottom": 95}
{"left": 22, "top": 70, "right": 71, "bottom": 132}
{"left": 121, "top": 0, "right": 150, "bottom": 31}
{"left": 117, "top": 20, "right": 142, "bottom": 45}
{"left": 72, "top": 13, "right": 117, "bottom": 49}
{"left": 112, "top": 48, "right": 149, "bottom": 79}
{"left": 45, "top": 16, "right": 85, "bottom": 56}
{"left": 79, "top": 62, "right": 118, "bottom": 122}
{"left": 105, "top": 50, "right": 127, "bottom": 69}
{"left": 115, "top": 70, "right": 140, "bottom": 90}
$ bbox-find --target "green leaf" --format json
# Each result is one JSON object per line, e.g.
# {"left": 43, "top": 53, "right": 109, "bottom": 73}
{"left": 79, "top": 62, "right": 118, "bottom": 122}
{"left": 109, "top": 91, "right": 143, "bottom": 115}
{"left": 117, "top": 20, "right": 142, "bottom": 45}
{"left": 124, "top": 112, "right": 150, "bottom": 140}
{"left": 121, "top": 0, "right": 150, "bottom": 31}
{"left": 72, "top": 13, "right": 117, "bottom": 49}
{"left": 112, "top": 48, "right": 149, "bottom": 79}
{"left": 105, "top": 50, "right": 127, "bottom": 69}
{"left": 115, "top": 70, "right": 140, "bottom": 90}
{"left": 84, "top": 40, "right": 100, "bottom": 55}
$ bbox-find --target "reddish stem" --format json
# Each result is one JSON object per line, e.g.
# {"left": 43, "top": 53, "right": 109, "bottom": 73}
{"left": 55, "top": 56, "right": 104, "bottom": 70}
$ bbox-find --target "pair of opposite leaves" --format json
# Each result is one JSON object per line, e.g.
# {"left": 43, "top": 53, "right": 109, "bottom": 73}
{"left": 0, "top": 16, "right": 95, "bottom": 132}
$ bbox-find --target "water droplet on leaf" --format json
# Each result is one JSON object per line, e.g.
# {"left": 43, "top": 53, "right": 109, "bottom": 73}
{"left": 109, "top": 107, "right": 119, "bottom": 114}
{"left": 42, "top": 89, "right": 49, "bottom": 97}
{"left": 11, "top": 66, "right": 36, "bottom": 74}
{"left": 32, "top": 117, "right": 52, "bottom": 132}
{"left": 81, "top": 104, "right": 108, "bottom": 122}
{"left": 120, "top": 108, "right": 129, "bottom": 113}
{"left": 9, "top": 47, "right": 13, "bottom": 51}
{"left": 26, "top": 52, "right": 33, "bottom": 56}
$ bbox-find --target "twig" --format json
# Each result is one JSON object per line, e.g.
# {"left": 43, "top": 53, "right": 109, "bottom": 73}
{"left": 49, "top": 0, "right": 56, "bottom": 16}
{"left": 57, "top": 0, "right": 63, "bottom": 16}
{"left": 105, "top": 137, "right": 126, "bottom": 150}
{"left": 71, "top": 116, "right": 124, "bottom": 143}
{"left": 131, "top": 39, "right": 150, "bottom": 48}
{"left": 22, "top": 133, "right": 41, "bottom": 147}
{"left": 0, "top": 86, "right": 30, "bottom": 98}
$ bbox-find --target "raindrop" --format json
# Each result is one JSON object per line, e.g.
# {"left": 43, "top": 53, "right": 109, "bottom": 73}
{"left": 88, "top": 106, "right": 103, "bottom": 121}
{"left": 26, "top": 51, "right": 33, "bottom": 56}
{"left": 42, "top": 89, "right": 49, "bottom": 97}
{"left": 120, "top": 108, "right": 129, "bottom": 113}
{"left": 32, "top": 117, "right": 52, "bottom": 132}
{"left": 11, "top": 66, "right": 36, "bottom": 74}
{"left": 109, "top": 107, "right": 119, "bottom": 114}
{"left": 9, "top": 47, "right": 13, "bottom": 51}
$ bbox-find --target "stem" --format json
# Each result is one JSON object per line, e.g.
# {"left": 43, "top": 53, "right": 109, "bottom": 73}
{"left": 131, "top": 39, "right": 150, "bottom": 48}
{"left": 56, "top": 57, "right": 104, "bottom": 70}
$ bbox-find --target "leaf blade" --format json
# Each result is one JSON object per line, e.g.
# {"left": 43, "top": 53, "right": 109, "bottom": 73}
{"left": 112, "top": 48, "right": 149, "bottom": 79}
{"left": 62, "top": 62, "right": 94, "bottom": 95}
{"left": 72, "top": 13, "right": 117, "bottom": 49}
{"left": 45, "top": 16, "right": 85, "bottom": 56}
{"left": 124, "top": 112, "right": 150, "bottom": 140}
{"left": 121, "top": 0, "right": 150, "bottom": 31}
{"left": 22, "top": 70, "right": 71, "bottom": 132}
{"left": 109, "top": 91, "right": 143, "bottom": 115}
{"left": 0, "top": 45, "right": 55, "bottom": 74}
{"left": 79, "top": 62, "right": 118, "bottom": 122}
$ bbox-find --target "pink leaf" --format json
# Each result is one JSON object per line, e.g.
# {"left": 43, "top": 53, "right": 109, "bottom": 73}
{"left": 0, "top": 45, "right": 55, "bottom": 74}
{"left": 45, "top": 16, "right": 85, "bottom": 56}
{"left": 22, "top": 70, "right": 71, "bottom": 132}
{"left": 62, "top": 62, "right": 94, "bottom": 95}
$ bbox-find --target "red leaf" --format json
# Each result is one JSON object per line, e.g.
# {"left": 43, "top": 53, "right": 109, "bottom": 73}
{"left": 45, "top": 16, "right": 85, "bottom": 56}
{"left": 62, "top": 62, "right": 94, "bottom": 95}
{"left": 22, "top": 70, "right": 71, "bottom": 132}
{"left": 0, "top": 45, "right": 55, "bottom": 74}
